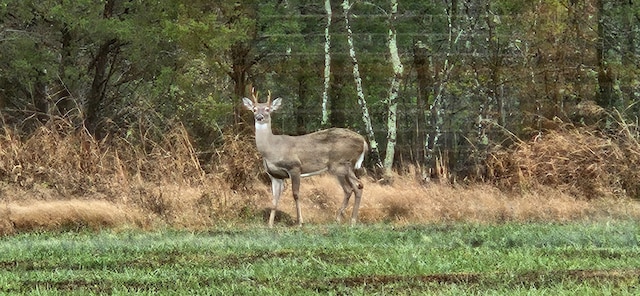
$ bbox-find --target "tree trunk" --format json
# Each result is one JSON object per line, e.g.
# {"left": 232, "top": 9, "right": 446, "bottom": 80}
{"left": 230, "top": 42, "right": 252, "bottom": 131}
{"left": 342, "top": 0, "right": 383, "bottom": 170}
{"left": 595, "top": 0, "right": 615, "bottom": 109}
{"left": 321, "top": 0, "right": 332, "bottom": 127}
{"left": 425, "top": 1, "right": 460, "bottom": 182}
{"left": 426, "top": 81, "right": 444, "bottom": 182}
{"left": 486, "top": 3, "right": 503, "bottom": 128}
{"left": 296, "top": 64, "right": 309, "bottom": 135}
{"left": 32, "top": 68, "right": 49, "bottom": 124}
{"left": 383, "top": 0, "right": 403, "bottom": 178}
{"left": 475, "top": 2, "right": 499, "bottom": 160}
{"left": 85, "top": 38, "right": 118, "bottom": 136}
{"left": 85, "top": 0, "right": 118, "bottom": 136}
{"left": 329, "top": 55, "right": 348, "bottom": 127}
{"left": 228, "top": 4, "right": 259, "bottom": 132}
{"left": 620, "top": 0, "right": 638, "bottom": 110}
{"left": 413, "top": 41, "right": 430, "bottom": 166}
{"left": 55, "top": 23, "right": 75, "bottom": 117}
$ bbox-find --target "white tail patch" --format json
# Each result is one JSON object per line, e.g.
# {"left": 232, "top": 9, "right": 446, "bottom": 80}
{"left": 354, "top": 140, "right": 367, "bottom": 169}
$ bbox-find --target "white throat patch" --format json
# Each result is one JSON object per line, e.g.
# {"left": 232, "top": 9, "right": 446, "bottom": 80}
{"left": 255, "top": 122, "right": 270, "bottom": 131}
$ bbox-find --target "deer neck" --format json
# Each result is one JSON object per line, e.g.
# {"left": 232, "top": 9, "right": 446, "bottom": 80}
{"left": 254, "top": 121, "right": 276, "bottom": 154}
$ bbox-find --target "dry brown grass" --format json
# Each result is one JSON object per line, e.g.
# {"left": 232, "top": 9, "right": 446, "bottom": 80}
{"left": 267, "top": 174, "right": 640, "bottom": 225}
{"left": 488, "top": 123, "right": 640, "bottom": 199}
{"left": 1, "top": 118, "right": 640, "bottom": 234}
{"left": 0, "top": 200, "right": 149, "bottom": 235}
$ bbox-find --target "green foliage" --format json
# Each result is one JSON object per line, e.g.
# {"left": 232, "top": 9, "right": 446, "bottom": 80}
{"left": 1, "top": 222, "right": 639, "bottom": 294}
{"left": 2, "top": 0, "right": 640, "bottom": 177}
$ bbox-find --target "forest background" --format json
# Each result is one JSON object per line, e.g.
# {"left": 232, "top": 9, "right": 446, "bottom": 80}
{"left": 1, "top": 0, "right": 640, "bottom": 232}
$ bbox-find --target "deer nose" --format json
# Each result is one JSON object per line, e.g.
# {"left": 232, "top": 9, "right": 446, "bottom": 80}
{"left": 255, "top": 114, "right": 265, "bottom": 122}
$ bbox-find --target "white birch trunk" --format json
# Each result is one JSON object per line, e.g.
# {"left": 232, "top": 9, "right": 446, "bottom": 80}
{"left": 321, "top": 0, "right": 332, "bottom": 126}
{"left": 425, "top": 6, "right": 461, "bottom": 182}
{"left": 342, "top": 0, "right": 383, "bottom": 169}
{"left": 383, "top": 0, "right": 403, "bottom": 176}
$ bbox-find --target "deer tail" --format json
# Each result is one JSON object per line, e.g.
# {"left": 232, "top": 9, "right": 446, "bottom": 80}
{"left": 355, "top": 140, "right": 368, "bottom": 169}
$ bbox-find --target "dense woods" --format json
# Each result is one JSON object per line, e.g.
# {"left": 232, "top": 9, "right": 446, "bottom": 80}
{"left": 1, "top": 0, "right": 639, "bottom": 184}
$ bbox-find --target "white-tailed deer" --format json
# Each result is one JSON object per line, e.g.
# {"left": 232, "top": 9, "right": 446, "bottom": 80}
{"left": 242, "top": 89, "right": 368, "bottom": 227}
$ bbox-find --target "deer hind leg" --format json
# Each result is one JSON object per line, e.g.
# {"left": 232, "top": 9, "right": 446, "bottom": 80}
{"left": 346, "top": 166, "right": 363, "bottom": 225}
{"left": 349, "top": 179, "right": 363, "bottom": 226}
{"left": 289, "top": 169, "right": 304, "bottom": 226}
{"left": 269, "top": 176, "right": 284, "bottom": 228}
{"left": 347, "top": 165, "right": 363, "bottom": 189}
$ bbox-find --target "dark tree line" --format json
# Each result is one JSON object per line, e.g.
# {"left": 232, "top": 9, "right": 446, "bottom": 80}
{"left": 1, "top": 0, "right": 638, "bottom": 180}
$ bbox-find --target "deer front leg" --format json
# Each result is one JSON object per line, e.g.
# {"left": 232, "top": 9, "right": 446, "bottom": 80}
{"left": 289, "top": 169, "right": 303, "bottom": 226}
{"left": 269, "top": 176, "right": 284, "bottom": 228}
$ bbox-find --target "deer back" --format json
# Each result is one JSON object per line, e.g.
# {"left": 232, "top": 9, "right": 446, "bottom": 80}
{"left": 264, "top": 128, "right": 366, "bottom": 174}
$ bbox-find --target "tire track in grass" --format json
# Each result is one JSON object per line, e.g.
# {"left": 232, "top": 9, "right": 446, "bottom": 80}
{"left": 306, "top": 269, "right": 640, "bottom": 291}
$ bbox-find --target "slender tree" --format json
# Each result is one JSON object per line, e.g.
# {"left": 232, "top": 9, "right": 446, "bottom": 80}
{"left": 425, "top": 3, "right": 459, "bottom": 182}
{"left": 321, "top": 0, "right": 332, "bottom": 126}
{"left": 383, "top": 0, "right": 404, "bottom": 177}
{"left": 342, "top": 0, "right": 383, "bottom": 170}
{"left": 595, "top": 0, "right": 614, "bottom": 109}
{"left": 413, "top": 41, "right": 431, "bottom": 165}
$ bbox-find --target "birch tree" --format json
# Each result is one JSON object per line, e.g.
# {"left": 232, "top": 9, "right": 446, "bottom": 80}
{"left": 424, "top": 2, "right": 461, "bottom": 182}
{"left": 383, "top": 0, "right": 404, "bottom": 177}
{"left": 342, "top": 0, "right": 383, "bottom": 170}
{"left": 321, "top": 0, "right": 332, "bottom": 126}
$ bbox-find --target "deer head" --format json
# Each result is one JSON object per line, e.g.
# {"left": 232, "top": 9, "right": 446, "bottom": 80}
{"left": 242, "top": 88, "right": 282, "bottom": 127}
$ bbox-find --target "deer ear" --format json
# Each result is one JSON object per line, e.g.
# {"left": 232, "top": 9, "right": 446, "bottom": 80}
{"left": 271, "top": 98, "right": 283, "bottom": 111}
{"left": 242, "top": 97, "right": 254, "bottom": 110}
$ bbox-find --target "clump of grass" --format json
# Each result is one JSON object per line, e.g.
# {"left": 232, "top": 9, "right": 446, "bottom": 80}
{"left": 488, "top": 111, "right": 640, "bottom": 199}
{"left": 0, "top": 200, "right": 149, "bottom": 235}
{"left": 0, "top": 119, "right": 205, "bottom": 197}
{"left": 214, "top": 131, "right": 263, "bottom": 191}
{"left": 126, "top": 122, "right": 205, "bottom": 184}
{"left": 0, "top": 121, "right": 103, "bottom": 193}
{"left": 488, "top": 128, "right": 627, "bottom": 198}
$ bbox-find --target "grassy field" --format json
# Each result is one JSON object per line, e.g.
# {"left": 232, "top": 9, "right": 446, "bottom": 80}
{"left": 1, "top": 221, "right": 639, "bottom": 295}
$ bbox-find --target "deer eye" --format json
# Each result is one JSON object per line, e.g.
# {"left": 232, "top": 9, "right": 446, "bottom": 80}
{"left": 265, "top": 107, "right": 270, "bottom": 112}
{"left": 253, "top": 107, "right": 257, "bottom": 112}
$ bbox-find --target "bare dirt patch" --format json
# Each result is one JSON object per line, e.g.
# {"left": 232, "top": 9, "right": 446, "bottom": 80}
{"left": 307, "top": 269, "right": 640, "bottom": 291}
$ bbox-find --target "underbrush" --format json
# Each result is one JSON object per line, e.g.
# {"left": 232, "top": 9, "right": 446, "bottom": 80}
{"left": 1, "top": 117, "right": 640, "bottom": 235}
{"left": 488, "top": 111, "right": 640, "bottom": 199}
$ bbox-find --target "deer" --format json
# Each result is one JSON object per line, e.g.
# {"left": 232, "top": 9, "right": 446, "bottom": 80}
{"left": 242, "top": 89, "right": 368, "bottom": 227}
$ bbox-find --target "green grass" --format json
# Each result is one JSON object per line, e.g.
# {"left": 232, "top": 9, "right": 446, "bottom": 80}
{"left": 1, "top": 221, "right": 639, "bottom": 295}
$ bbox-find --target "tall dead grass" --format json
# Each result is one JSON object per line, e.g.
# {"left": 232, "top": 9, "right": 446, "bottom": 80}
{"left": 1, "top": 117, "right": 639, "bottom": 234}
{"left": 0, "top": 200, "right": 149, "bottom": 236}
{"left": 487, "top": 118, "right": 640, "bottom": 199}
{"left": 273, "top": 174, "right": 640, "bottom": 226}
